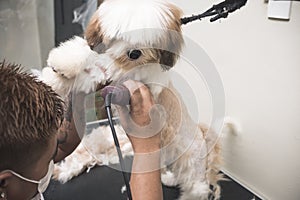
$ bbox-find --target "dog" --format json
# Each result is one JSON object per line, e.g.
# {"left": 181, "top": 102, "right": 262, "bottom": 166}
{"left": 42, "top": 0, "right": 222, "bottom": 199}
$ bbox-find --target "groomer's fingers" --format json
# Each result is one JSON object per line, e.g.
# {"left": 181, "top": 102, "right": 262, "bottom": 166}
{"left": 122, "top": 80, "right": 144, "bottom": 95}
{"left": 115, "top": 80, "right": 146, "bottom": 132}
{"left": 123, "top": 80, "right": 154, "bottom": 116}
{"left": 115, "top": 105, "right": 131, "bottom": 131}
{"left": 123, "top": 79, "right": 153, "bottom": 101}
{"left": 124, "top": 81, "right": 154, "bottom": 126}
{"left": 123, "top": 80, "right": 143, "bottom": 114}
{"left": 131, "top": 85, "right": 154, "bottom": 115}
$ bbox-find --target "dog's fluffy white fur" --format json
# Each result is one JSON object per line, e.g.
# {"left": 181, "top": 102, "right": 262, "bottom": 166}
{"left": 97, "top": 0, "right": 181, "bottom": 44}
{"left": 43, "top": 0, "right": 222, "bottom": 199}
{"left": 43, "top": 36, "right": 108, "bottom": 98}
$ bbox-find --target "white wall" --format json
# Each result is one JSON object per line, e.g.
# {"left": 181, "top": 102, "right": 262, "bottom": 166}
{"left": 171, "top": 0, "right": 300, "bottom": 199}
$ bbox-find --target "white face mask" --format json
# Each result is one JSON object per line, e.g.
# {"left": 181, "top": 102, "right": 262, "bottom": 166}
{"left": 30, "top": 192, "right": 44, "bottom": 200}
{"left": 2, "top": 160, "right": 54, "bottom": 199}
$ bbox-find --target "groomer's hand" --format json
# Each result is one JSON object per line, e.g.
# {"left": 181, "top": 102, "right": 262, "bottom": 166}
{"left": 117, "top": 80, "right": 162, "bottom": 153}
{"left": 117, "top": 80, "right": 163, "bottom": 200}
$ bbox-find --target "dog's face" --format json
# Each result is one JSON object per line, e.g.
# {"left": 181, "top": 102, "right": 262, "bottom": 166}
{"left": 85, "top": 0, "right": 184, "bottom": 83}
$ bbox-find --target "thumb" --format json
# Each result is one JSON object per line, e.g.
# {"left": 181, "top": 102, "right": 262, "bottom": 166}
{"left": 115, "top": 105, "right": 132, "bottom": 133}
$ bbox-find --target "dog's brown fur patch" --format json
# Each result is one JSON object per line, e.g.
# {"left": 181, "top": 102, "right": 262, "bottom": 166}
{"left": 158, "top": 3, "right": 184, "bottom": 70}
{"left": 157, "top": 85, "right": 182, "bottom": 147}
{"left": 85, "top": 12, "right": 104, "bottom": 50}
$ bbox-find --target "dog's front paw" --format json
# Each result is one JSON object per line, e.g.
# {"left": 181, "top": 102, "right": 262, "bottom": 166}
{"left": 41, "top": 67, "right": 74, "bottom": 97}
{"left": 179, "top": 181, "right": 210, "bottom": 200}
{"left": 47, "top": 36, "right": 95, "bottom": 80}
{"left": 161, "top": 171, "right": 177, "bottom": 186}
{"left": 46, "top": 36, "right": 110, "bottom": 94}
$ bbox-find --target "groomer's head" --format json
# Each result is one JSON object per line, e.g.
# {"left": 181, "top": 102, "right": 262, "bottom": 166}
{"left": 0, "top": 62, "right": 64, "bottom": 200}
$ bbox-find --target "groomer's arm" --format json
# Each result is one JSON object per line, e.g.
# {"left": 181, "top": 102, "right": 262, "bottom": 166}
{"left": 130, "top": 135, "right": 162, "bottom": 200}
{"left": 54, "top": 92, "right": 84, "bottom": 162}
{"left": 119, "top": 80, "right": 163, "bottom": 200}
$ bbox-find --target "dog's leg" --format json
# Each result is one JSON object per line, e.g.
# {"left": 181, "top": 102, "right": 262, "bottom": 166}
{"left": 166, "top": 127, "right": 211, "bottom": 200}
{"left": 157, "top": 85, "right": 209, "bottom": 198}
{"left": 161, "top": 169, "right": 178, "bottom": 187}
{"left": 199, "top": 124, "right": 223, "bottom": 200}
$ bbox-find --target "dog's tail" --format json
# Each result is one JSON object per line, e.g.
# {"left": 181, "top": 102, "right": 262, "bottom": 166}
{"left": 222, "top": 116, "right": 242, "bottom": 136}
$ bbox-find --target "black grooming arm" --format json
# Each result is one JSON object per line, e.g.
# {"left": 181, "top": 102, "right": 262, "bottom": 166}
{"left": 181, "top": 0, "right": 247, "bottom": 25}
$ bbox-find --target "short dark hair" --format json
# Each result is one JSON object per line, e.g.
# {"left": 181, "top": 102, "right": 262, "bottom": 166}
{"left": 0, "top": 61, "right": 64, "bottom": 173}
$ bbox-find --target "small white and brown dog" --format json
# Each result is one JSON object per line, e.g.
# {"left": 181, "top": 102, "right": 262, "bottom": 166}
{"left": 42, "top": 0, "right": 222, "bottom": 199}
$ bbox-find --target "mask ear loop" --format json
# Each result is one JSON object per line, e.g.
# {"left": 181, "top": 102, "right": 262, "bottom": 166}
{"left": 0, "top": 170, "right": 40, "bottom": 184}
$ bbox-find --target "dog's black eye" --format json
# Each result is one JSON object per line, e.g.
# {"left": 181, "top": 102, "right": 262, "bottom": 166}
{"left": 127, "top": 49, "right": 142, "bottom": 60}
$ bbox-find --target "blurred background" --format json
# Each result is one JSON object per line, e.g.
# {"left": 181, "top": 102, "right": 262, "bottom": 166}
{"left": 0, "top": 0, "right": 299, "bottom": 199}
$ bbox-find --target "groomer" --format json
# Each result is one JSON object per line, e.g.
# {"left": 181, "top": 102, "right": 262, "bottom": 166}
{"left": 0, "top": 62, "right": 162, "bottom": 200}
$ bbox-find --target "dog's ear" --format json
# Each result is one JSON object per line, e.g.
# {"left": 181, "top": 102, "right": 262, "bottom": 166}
{"left": 159, "top": 3, "right": 184, "bottom": 70}
{"left": 85, "top": 11, "right": 103, "bottom": 50}
{"left": 159, "top": 50, "right": 178, "bottom": 71}
{"left": 97, "top": 0, "right": 104, "bottom": 6}
{"left": 166, "top": 3, "right": 183, "bottom": 33}
{"left": 159, "top": 25, "right": 184, "bottom": 70}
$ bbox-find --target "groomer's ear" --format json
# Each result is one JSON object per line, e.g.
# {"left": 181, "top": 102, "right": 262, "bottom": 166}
{"left": 0, "top": 172, "right": 12, "bottom": 188}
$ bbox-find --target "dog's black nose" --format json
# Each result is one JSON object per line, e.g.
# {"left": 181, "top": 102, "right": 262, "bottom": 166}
{"left": 127, "top": 49, "right": 142, "bottom": 60}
